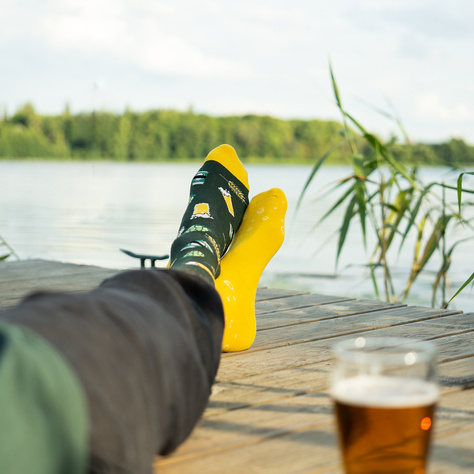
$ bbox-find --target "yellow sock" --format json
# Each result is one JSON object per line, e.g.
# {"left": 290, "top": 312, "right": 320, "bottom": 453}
{"left": 215, "top": 188, "right": 287, "bottom": 352}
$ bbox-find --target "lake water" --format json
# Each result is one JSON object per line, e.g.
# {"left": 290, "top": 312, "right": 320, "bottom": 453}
{"left": 1, "top": 160, "right": 473, "bottom": 312}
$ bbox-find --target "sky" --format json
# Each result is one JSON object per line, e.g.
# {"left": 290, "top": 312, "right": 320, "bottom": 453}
{"left": 1, "top": 0, "right": 474, "bottom": 144}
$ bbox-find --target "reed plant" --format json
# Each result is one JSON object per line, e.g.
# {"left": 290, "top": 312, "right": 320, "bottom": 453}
{"left": 0, "top": 234, "right": 19, "bottom": 262}
{"left": 298, "top": 64, "right": 474, "bottom": 308}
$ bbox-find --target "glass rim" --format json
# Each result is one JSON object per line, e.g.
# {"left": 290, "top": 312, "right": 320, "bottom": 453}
{"left": 333, "top": 336, "right": 437, "bottom": 365}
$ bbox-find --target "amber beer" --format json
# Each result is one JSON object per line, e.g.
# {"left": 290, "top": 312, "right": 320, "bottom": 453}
{"left": 332, "top": 375, "right": 438, "bottom": 474}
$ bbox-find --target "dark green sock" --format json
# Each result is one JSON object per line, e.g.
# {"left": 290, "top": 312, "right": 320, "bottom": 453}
{"left": 170, "top": 146, "right": 249, "bottom": 284}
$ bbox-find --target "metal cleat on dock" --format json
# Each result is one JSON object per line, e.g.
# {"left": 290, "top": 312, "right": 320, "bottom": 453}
{"left": 120, "top": 249, "right": 169, "bottom": 269}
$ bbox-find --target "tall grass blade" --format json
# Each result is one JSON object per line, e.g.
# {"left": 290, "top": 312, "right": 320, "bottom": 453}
{"left": 435, "top": 236, "right": 474, "bottom": 306}
{"left": 329, "top": 62, "right": 357, "bottom": 154}
{"left": 456, "top": 172, "right": 474, "bottom": 215}
{"left": 368, "top": 264, "right": 381, "bottom": 299}
{"left": 377, "top": 189, "right": 412, "bottom": 261}
{"left": 297, "top": 141, "right": 344, "bottom": 210}
{"left": 404, "top": 215, "right": 452, "bottom": 298}
{"left": 398, "top": 183, "right": 436, "bottom": 253}
{"left": 312, "top": 184, "right": 355, "bottom": 229}
{"left": 0, "top": 234, "right": 19, "bottom": 261}
{"left": 353, "top": 155, "right": 368, "bottom": 245}
{"left": 447, "top": 272, "right": 474, "bottom": 305}
{"left": 337, "top": 196, "right": 357, "bottom": 265}
{"left": 343, "top": 110, "right": 419, "bottom": 189}
{"left": 329, "top": 61, "right": 343, "bottom": 110}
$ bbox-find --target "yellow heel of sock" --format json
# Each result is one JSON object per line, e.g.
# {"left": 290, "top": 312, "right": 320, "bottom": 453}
{"left": 215, "top": 188, "right": 287, "bottom": 352}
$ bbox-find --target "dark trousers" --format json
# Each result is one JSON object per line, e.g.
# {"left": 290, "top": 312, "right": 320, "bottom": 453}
{"left": 0, "top": 269, "right": 224, "bottom": 474}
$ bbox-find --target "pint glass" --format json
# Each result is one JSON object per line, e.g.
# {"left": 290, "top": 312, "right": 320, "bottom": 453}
{"left": 331, "top": 337, "right": 438, "bottom": 474}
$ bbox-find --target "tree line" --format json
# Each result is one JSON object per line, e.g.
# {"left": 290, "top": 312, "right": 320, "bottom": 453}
{"left": 1, "top": 103, "right": 473, "bottom": 165}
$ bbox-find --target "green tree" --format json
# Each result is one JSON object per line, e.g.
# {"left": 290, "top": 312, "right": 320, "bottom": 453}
{"left": 113, "top": 113, "right": 132, "bottom": 160}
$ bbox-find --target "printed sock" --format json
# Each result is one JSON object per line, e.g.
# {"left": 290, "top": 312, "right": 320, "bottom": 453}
{"left": 169, "top": 144, "right": 249, "bottom": 285}
{"left": 215, "top": 188, "right": 287, "bottom": 352}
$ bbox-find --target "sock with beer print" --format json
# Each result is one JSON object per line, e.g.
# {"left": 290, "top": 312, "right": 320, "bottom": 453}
{"left": 169, "top": 145, "right": 249, "bottom": 285}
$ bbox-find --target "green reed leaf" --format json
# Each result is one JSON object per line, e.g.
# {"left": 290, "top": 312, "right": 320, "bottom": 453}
{"left": 447, "top": 272, "right": 474, "bottom": 304}
{"left": 297, "top": 141, "right": 344, "bottom": 210}
{"left": 405, "top": 215, "right": 452, "bottom": 297}
{"left": 313, "top": 184, "right": 355, "bottom": 229}
{"left": 456, "top": 172, "right": 474, "bottom": 215}
{"left": 381, "top": 189, "right": 412, "bottom": 257}
{"left": 353, "top": 155, "right": 368, "bottom": 244}
{"left": 329, "top": 61, "right": 343, "bottom": 110}
{"left": 399, "top": 183, "right": 436, "bottom": 253}
{"left": 337, "top": 196, "right": 357, "bottom": 265}
{"left": 369, "top": 264, "right": 381, "bottom": 299}
{"left": 329, "top": 62, "right": 357, "bottom": 154}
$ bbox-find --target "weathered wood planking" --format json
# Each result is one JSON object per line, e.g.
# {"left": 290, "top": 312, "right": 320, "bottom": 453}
{"left": 255, "top": 299, "right": 406, "bottom": 330}
{"left": 216, "top": 319, "right": 472, "bottom": 384}
{"left": 0, "top": 259, "right": 118, "bottom": 308}
{"left": 0, "top": 259, "right": 293, "bottom": 308}
{"left": 1, "top": 260, "right": 473, "bottom": 473}
{"left": 156, "top": 388, "right": 474, "bottom": 473}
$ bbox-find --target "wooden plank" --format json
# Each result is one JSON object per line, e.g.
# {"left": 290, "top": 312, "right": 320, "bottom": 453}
{"left": 0, "top": 270, "right": 120, "bottom": 308}
{"left": 256, "top": 299, "right": 406, "bottom": 330}
{"left": 209, "top": 334, "right": 473, "bottom": 418}
{"left": 218, "top": 321, "right": 473, "bottom": 383}
{"left": 431, "top": 428, "right": 474, "bottom": 473}
{"left": 207, "top": 363, "right": 465, "bottom": 420}
{"left": 1, "top": 269, "right": 118, "bottom": 295}
{"left": 255, "top": 293, "right": 353, "bottom": 314}
{"left": 0, "top": 259, "right": 116, "bottom": 282}
{"left": 435, "top": 388, "right": 474, "bottom": 437}
{"left": 155, "top": 388, "right": 474, "bottom": 474}
{"left": 207, "top": 363, "right": 461, "bottom": 418}
{"left": 207, "top": 363, "right": 332, "bottom": 416}
{"left": 438, "top": 357, "right": 474, "bottom": 387}
{"left": 156, "top": 421, "right": 340, "bottom": 474}
{"left": 156, "top": 391, "right": 336, "bottom": 472}
{"left": 0, "top": 259, "right": 64, "bottom": 282}
{"left": 250, "top": 306, "right": 462, "bottom": 352}
{"left": 256, "top": 287, "right": 309, "bottom": 302}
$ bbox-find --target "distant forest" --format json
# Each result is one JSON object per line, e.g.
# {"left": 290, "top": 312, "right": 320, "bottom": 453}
{"left": 1, "top": 103, "right": 473, "bottom": 165}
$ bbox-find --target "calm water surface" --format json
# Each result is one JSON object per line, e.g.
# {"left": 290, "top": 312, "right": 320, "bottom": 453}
{"left": 1, "top": 160, "right": 473, "bottom": 312}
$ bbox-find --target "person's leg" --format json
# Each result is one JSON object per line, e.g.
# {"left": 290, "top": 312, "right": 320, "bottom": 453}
{"left": 0, "top": 268, "right": 224, "bottom": 474}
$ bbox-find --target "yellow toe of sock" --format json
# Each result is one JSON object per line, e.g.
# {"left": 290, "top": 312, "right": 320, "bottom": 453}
{"left": 205, "top": 144, "right": 249, "bottom": 190}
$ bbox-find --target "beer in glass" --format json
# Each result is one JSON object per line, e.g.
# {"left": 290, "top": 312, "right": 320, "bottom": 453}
{"left": 331, "top": 337, "right": 438, "bottom": 474}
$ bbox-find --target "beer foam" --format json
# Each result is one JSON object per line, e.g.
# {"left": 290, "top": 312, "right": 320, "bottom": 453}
{"left": 331, "top": 375, "right": 439, "bottom": 408}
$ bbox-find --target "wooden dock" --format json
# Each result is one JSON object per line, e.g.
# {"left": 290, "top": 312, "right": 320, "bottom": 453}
{"left": 1, "top": 260, "right": 473, "bottom": 473}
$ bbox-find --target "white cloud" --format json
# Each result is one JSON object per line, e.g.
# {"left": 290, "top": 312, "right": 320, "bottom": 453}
{"left": 236, "top": 2, "right": 307, "bottom": 25}
{"left": 39, "top": 0, "right": 127, "bottom": 52}
{"left": 7, "top": 0, "right": 252, "bottom": 79}
{"left": 129, "top": 25, "right": 252, "bottom": 79}
{"left": 415, "top": 90, "right": 473, "bottom": 121}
